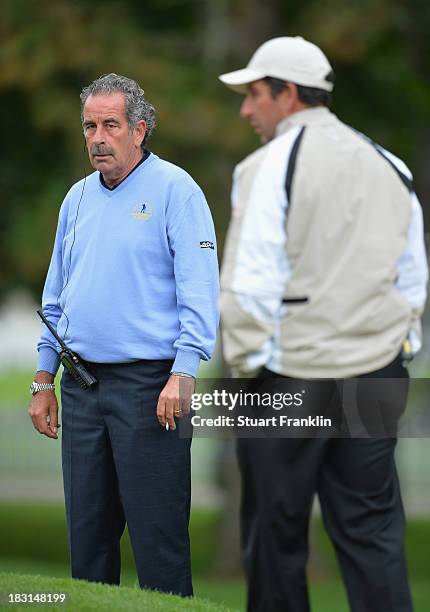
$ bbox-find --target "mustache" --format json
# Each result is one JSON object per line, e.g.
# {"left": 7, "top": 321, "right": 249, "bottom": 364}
{"left": 90, "top": 144, "right": 114, "bottom": 156}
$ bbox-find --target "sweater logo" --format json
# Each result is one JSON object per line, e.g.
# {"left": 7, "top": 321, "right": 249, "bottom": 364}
{"left": 200, "top": 241, "right": 214, "bottom": 250}
{"left": 131, "top": 203, "right": 153, "bottom": 220}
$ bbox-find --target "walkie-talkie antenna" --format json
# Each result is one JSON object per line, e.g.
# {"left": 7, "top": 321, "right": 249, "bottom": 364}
{"left": 37, "top": 309, "right": 68, "bottom": 352}
{"left": 36, "top": 308, "right": 97, "bottom": 389}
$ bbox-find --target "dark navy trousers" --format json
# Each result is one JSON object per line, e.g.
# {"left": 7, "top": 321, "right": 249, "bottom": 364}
{"left": 60, "top": 359, "right": 192, "bottom": 596}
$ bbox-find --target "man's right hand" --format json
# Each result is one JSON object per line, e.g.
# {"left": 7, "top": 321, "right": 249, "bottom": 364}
{"left": 28, "top": 371, "right": 59, "bottom": 439}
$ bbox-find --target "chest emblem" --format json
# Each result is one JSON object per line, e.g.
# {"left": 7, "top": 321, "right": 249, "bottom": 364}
{"left": 131, "top": 203, "right": 153, "bottom": 220}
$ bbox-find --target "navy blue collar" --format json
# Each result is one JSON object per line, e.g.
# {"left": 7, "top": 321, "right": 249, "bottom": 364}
{"left": 99, "top": 149, "right": 151, "bottom": 191}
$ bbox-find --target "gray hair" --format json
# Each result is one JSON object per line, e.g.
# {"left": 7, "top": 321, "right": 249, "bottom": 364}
{"left": 80, "top": 73, "right": 156, "bottom": 147}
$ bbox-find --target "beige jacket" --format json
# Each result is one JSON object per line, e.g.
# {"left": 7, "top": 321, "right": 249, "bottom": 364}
{"left": 220, "top": 107, "right": 428, "bottom": 378}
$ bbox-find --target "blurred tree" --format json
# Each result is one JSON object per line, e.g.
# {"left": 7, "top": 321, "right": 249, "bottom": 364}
{"left": 1, "top": 0, "right": 429, "bottom": 299}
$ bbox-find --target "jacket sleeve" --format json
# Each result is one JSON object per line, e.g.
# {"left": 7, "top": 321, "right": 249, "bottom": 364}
{"left": 220, "top": 142, "right": 291, "bottom": 377}
{"left": 166, "top": 188, "right": 220, "bottom": 377}
{"left": 220, "top": 291, "right": 282, "bottom": 377}
{"left": 396, "top": 191, "right": 428, "bottom": 354}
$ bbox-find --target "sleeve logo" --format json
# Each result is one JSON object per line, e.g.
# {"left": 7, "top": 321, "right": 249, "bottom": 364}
{"left": 200, "top": 241, "right": 214, "bottom": 250}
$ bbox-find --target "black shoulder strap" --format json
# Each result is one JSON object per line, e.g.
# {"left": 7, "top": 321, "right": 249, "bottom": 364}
{"left": 285, "top": 126, "right": 306, "bottom": 206}
{"left": 351, "top": 128, "right": 413, "bottom": 193}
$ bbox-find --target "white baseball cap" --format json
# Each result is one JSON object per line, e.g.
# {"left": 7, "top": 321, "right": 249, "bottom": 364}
{"left": 219, "top": 36, "right": 334, "bottom": 93}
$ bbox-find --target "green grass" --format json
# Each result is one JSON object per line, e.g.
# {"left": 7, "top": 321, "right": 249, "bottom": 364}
{"left": 2, "top": 565, "right": 430, "bottom": 612}
{"left": 3, "top": 503, "right": 429, "bottom": 581}
{"left": 0, "top": 572, "right": 233, "bottom": 611}
{"left": 0, "top": 370, "right": 34, "bottom": 407}
{"left": 0, "top": 369, "right": 62, "bottom": 408}
{"left": 0, "top": 503, "right": 219, "bottom": 578}
{"left": 0, "top": 561, "right": 246, "bottom": 610}
{"left": 0, "top": 559, "right": 246, "bottom": 609}
{"left": 1, "top": 503, "right": 430, "bottom": 610}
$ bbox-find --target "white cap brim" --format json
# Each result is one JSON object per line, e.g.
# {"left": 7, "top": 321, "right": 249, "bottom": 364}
{"left": 218, "top": 68, "right": 265, "bottom": 93}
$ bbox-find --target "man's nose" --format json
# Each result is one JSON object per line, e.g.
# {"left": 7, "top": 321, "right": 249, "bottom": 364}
{"left": 93, "top": 124, "right": 106, "bottom": 143}
{"left": 240, "top": 96, "right": 253, "bottom": 119}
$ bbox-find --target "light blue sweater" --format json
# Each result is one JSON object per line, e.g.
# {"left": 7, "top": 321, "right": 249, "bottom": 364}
{"left": 37, "top": 152, "right": 219, "bottom": 377}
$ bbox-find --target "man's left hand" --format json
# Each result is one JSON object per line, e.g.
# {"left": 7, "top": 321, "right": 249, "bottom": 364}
{"left": 156, "top": 374, "right": 195, "bottom": 430}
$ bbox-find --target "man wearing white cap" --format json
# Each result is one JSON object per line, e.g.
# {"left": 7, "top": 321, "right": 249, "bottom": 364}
{"left": 219, "top": 37, "right": 427, "bottom": 611}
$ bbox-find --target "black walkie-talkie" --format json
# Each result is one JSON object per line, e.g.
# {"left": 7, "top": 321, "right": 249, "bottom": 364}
{"left": 37, "top": 309, "right": 97, "bottom": 390}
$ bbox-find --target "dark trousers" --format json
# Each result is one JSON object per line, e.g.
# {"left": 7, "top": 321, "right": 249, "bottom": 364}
{"left": 60, "top": 359, "right": 193, "bottom": 596}
{"left": 237, "top": 355, "right": 413, "bottom": 612}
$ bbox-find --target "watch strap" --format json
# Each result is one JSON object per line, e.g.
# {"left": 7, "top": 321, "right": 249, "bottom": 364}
{"left": 30, "top": 381, "right": 55, "bottom": 395}
{"left": 171, "top": 371, "right": 195, "bottom": 379}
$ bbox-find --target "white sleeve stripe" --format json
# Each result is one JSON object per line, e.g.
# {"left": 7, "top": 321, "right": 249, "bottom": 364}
{"left": 396, "top": 192, "right": 428, "bottom": 309}
{"left": 232, "top": 126, "right": 303, "bottom": 298}
{"left": 374, "top": 145, "right": 413, "bottom": 193}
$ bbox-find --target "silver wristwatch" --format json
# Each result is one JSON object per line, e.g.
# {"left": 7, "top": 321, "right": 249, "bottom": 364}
{"left": 171, "top": 372, "right": 195, "bottom": 379}
{"left": 29, "top": 381, "right": 55, "bottom": 395}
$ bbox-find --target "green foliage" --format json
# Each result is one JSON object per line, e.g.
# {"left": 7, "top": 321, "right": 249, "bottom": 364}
{"left": 1, "top": 0, "right": 430, "bottom": 299}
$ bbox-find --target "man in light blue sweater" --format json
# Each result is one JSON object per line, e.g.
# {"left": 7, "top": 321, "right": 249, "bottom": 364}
{"left": 28, "top": 73, "right": 219, "bottom": 595}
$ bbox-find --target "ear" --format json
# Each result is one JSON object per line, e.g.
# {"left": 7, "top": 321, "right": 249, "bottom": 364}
{"left": 278, "top": 83, "right": 299, "bottom": 113}
{"left": 134, "top": 120, "right": 147, "bottom": 148}
{"left": 282, "top": 83, "right": 309, "bottom": 115}
{"left": 285, "top": 82, "right": 299, "bottom": 104}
